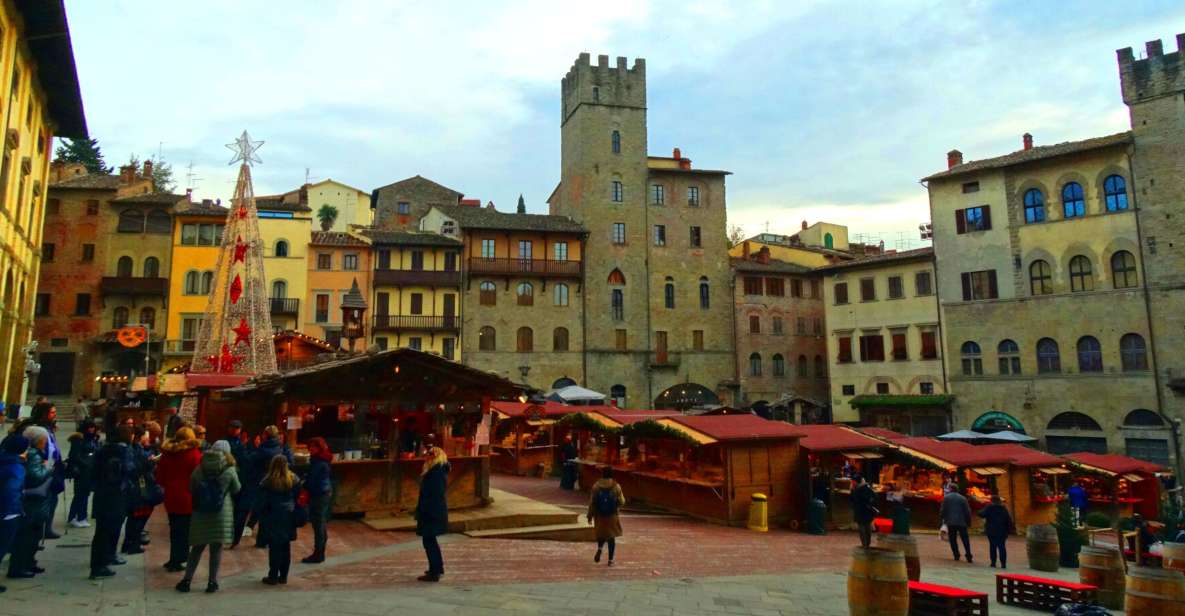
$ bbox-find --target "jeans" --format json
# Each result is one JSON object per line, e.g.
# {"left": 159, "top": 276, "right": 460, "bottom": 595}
{"left": 310, "top": 496, "right": 331, "bottom": 554}
{"left": 0, "top": 516, "right": 21, "bottom": 573}
{"left": 267, "top": 540, "right": 291, "bottom": 580}
{"left": 948, "top": 525, "right": 972, "bottom": 560}
{"left": 988, "top": 535, "right": 1007, "bottom": 567}
{"left": 422, "top": 535, "right": 444, "bottom": 575}
{"left": 9, "top": 513, "right": 43, "bottom": 575}
{"left": 596, "top": 538, "right": 617, "bottom": 561}
{"left": 68, "top": 486, "right": 91, "bottom": 522}
{"left": 89, "top": 513, "right": 125, "bottom": 573}
{"left": 182, "top": 544, "right": 222, "bottom": 584}
{"left": 167, "top": 513, "right": 191, "bottom": 566}
{"left": 857, "top": 522, "right": 873, "bottom": 548}
{"left": 122, "top": 515, "right": 149, "bottom": 552}
{"left": 232, "top": 493, "right": 248, "bottom": 546}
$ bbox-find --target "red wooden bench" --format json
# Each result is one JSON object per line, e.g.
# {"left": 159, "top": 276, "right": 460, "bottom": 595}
{"left": 908, "top": 581, "right": 989, "bottom": 616}
{"left": 996, "top": 574, "right": 1097, "bottom": 611}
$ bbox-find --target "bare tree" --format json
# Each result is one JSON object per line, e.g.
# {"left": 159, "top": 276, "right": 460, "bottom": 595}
{"left": 727, "top": 224, "right": 746, "bottom": 247}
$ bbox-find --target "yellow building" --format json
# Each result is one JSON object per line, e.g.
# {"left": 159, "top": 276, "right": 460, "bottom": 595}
{"left": 255, "top": 192, "right": 312, "bottom": 331}
{"left": 362, "top": 229, "right": 462, "bottom": 358}
{"left": 818, "top": 248, "right": 948, "bottom": 434}
{"left": 305, "top": 230, "right": 371, "bottom": 345}
{"left": 162, "top": 200, "right": 226, "bottom": 371}
{"left": 0, "top": 1, "right": 87, "bottom": 403}
{"left": 304, "top": 179, "right": 371, "bottom": 232}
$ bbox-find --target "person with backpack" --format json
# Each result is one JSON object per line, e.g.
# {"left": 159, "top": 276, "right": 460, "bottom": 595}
{"left": 176, "top": 440, "right": 240, "bottom": 593}
{"left": 415, "top": 438, "right": 449, "bottom": 582}
{"left": 587, "top": 465, "right": 625, "bottom": 566}
{"left": 0, "top": 435, "right": 28, "bottom": 592}
{"left": 88, "top": 425, "right": 136, "bottom": 580}
{"left": 257, "top": 454, "right": 302, "bottom": 585}
{"left": 156, "top": 426, "right": 203, "bottom": 572}
{"left": 301, "top": 437, "right": 332, "bottom": 564}
{"left": 66, "top": 418, "right": 100, "bottom": 528}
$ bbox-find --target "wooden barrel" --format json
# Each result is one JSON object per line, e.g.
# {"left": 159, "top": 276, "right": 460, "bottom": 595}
{"left": 1079, "top": 545, "right": 1125, "bottom": 610}
{"left": 876, "top": 534, "right": 921, "bottom": 581}
{"left": 1127, "top": 566, "right": 1185, "bottom": 616}
{"left": 848, "top": 547, "right": 909, "bottom": 616}
{"left": 1164, "top": 542, "right": 1185, "bottom": 573}
{"left": 1025, "top": 524, "right": 1060, "bottom": 572}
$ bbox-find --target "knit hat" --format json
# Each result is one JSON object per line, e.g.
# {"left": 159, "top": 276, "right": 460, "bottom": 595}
{"left": 210, "top": 440, "right": 231, "bottom": 455}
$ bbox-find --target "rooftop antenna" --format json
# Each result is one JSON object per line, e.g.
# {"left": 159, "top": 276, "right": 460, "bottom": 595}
{"left": 156, "top": 141, "right": 164, "bottom": 161}
{"left": 305, "top": 167, "right": 311, "bottom": 184}
{"left": 184, "top": 161, "right": 202, "bottom": 191}
{"left": 763, "top": 221, "right": 770, "bottom": 233}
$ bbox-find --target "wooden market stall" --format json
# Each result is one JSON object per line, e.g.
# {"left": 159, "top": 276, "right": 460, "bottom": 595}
{"left": 1063, "top": 452, "right": 1167, "bottom": 521}
{"left": 793, "top": 424, "right": 889, "bottom": 529}
{"left": 489, "top": 401, "right": 600, "bottom": 476}
{"left": 567, "top": 409, "right": 804, "bottom": 526}
{"left": 212, "top": 348, "right": 527, "bottom": 516}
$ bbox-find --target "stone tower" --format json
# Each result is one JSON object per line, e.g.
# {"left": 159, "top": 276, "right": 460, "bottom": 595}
{"left": 1120, "top": 34, "right": 1185, "bottom": 424}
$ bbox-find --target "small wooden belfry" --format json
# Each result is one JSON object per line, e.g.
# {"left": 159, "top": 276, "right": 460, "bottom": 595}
{"left": 340, "top": 278, "right": 367, "bottom": 352}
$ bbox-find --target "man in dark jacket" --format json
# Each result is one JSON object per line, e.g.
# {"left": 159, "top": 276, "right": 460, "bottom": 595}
{"left": 850, "top": 474, "right": 878, "bottom": 548}
{"left": 89, "top": 425, "right": 136, "bottom": 579}
{"left": 9, "top": 427, "right": 51, "bottom": 578}
{"left": 247, "top": 426, "right": 293, "bottom": 548}
{"left": 301, "top": 437, "right": 333, "bottom": 564}
{"left": 0, "top": 435, "right": 28, "bottom": 593}
{"left": 978, "top": 495, "right": 1013, "bottom": 568}
{"left": 30, "top": 403, "right": 64, "bottom": 540}
{"left": 226, "top": 420, "right": 251, "bottom": 548}
{"left": 941, "top": 486, "right": 974, "bottom": 563}
{"left": 67, "top": 419, "right": 100, "bottom": 527}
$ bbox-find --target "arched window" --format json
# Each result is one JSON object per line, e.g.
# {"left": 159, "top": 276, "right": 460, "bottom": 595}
{"left": 1125, "top": 409, "right": 1164, "bottom": 427}
{"left": 772, "top": 354, "right": 785, "bottom": 377}
{"left": 1069, "top": 255, "right": 1093, "bottom": 292}
{"left": 610, "top": 384, "right": 626, "bottom": 407}
{"left": 184, "top": 271, "right": 199, "bottom": 295}
{"left": 1062, "top": 182, "right": 1085, "bottom": 218}
{"left": 274, "top": 240, "right": 289, "bottom": 258}
{"left": 1046, "top": 412, "right": 1107, "bottom": 455}
{"left": 1024, "top": 189, "right": 1045, "bottom": 223}
{"left": 607, "top": 269, "right": 625, "bottom": 285}
{"left": 824, "top": 233, "right": 834, "bottom": 249}
{"left": 146, "top": 209, "right": 171, "bottom": 234}
{"left": 112, "top": 306, "right": 129, "bottom": 329}
{"left": 479, "top": 281, "right": 496, "bottom": 306}
{"left": 1037, "top": 338, "right": 1061, "bottom": 373}
{"left": 797, "top": 354, "right": 808, "bottom": 377}
{"left": 516, "top": 327, "right": 533, "bottom": 352}
{"left": 143, "top": 256, "right": 160, "bottom": 278}
{"left": 140, "top": 307, "right": 156, "bottom": 329}
{"left": 1121, "top": 333, "right": 1148, "bottom": 371}
{"left": 1048, "top": 412, "right": 1103, "bottom": 431}
{"left": 1077, "top": 336, "right": 1103, "bottom": 372}
{"left": 611, "top": 130, "right": 621, "bottom": 154}
{"left": 611, "top": 289, "right": 624, "bottom": 321}
{"left": 664, "top": 277, "right": 675, "bottom": 309}
{"left": 960, "top": 341, "right": 983, "bottom": 375}
{"left": 478, "top": 326, "right": 496, "bottom": 351}
{"left": 1111, "top": 251, "right": 1138, "bottom": 289}
{"left": 553, "top": 327, "right": 569, "bottom": 351}
{"left": 815, "top": 355, "right": 825, "bottom": 379}
{"left": 516, "top": 282, "right": 533, "bottom": 306}
{"left": 552, "top": 377, "right": 577, "bottom": 390}
{"left": 748, "top": 352, "right": 762, "bottom": 377}
{"left": 699, "top": 276, "right": 710, "bottom": 309}
{"left": 118, "top": 209, "right": 145, "bottom": 233}
{"left": 998, "top": 339, "right": 1021, "bottom": 375}
{"left": 200, "top": 271, "right": 214, "bottom": 295}
{"left": 1104, "top": 175, "right": 1128, "bottom": 211}
{"left": 271, "top": 280, "right": 287, "bottom": 299}
{"left": 116, "top": 255, "right": 133, "bottom": 277}
{"left": 553, "top": 283, "right": 569, "bottom": 307}
{"left": 1024, "top": 260, "right": 1052, "bottom": 295}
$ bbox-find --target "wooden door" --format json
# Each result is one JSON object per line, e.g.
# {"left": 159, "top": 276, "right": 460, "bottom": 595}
{"left": 442, "top": 293, "right": 456, "bottom": 328}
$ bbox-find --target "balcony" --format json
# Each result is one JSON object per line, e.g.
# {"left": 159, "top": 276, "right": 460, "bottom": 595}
{"left": 373, "top": 269, "right": 461, "bottom": 287}
{"left": 649, "top": 351, "right": 682, "bottom": 369}
{"left": 100, "top": 276, "right": 168, "bottom": 297}
{"left": 468, "top": 257, "right": 582, "bottom": 278}
{"left": 372, "top": 315, "right": 459, "bottom": 332}
{"left": 269, "top": 297, "right": 300, "bottom": 315}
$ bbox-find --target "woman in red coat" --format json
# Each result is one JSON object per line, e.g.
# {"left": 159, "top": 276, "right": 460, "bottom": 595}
{"left": 155, "top": 426, "right": 202, "bottom": 572}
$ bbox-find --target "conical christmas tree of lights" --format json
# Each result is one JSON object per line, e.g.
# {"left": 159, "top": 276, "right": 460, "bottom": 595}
{"left": 189, "top": 131, "right": 278, "bottom": 376}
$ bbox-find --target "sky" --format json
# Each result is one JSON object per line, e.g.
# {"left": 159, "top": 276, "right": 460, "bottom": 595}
{"left": 65, "top": 1, "right": 1185, "bottom": 250}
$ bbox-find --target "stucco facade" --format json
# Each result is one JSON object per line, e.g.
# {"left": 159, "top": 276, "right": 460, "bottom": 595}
{"left": 373, "top": 175, "right": 462, "bottom": 231}
{"left": 258, "top": 204, "right": 311, "bottom": 332}
{"left": 304, "top": 230, "right": 371, "bottom": 344}
{"left": 362, "top": 229, "right": 462, "bottom": 358}
{"left": 163, "top": 202, "right": 226, "bottom": 372}
{"left": 305, "top": 179, "right": 371, "bottom": 232}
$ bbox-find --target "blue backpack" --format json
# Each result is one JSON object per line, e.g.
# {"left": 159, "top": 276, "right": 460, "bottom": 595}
{"left": 594, "top": 486, "right": 618, "bottom": 516}
{"left": 193, "top": 475, "right": 225, "bottom": 513}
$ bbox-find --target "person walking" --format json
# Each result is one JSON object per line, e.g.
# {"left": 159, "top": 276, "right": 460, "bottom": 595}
{"left": 301, "top": 437, "right": 332, "bottom": 564}
{"left": 587, "top": 465, "right": 625, "bottom": 566}
{"left": 156, "top": 426, "right": 203, "bottom": 572}
{"left": 176, "top": 440, "right": 240, "bottom": 594}
{"left": 415, "top": 439, "right": 449, "bottom": 582}
{"left": 122, "top": 426, "right": 161, "bottom": 555}
{"left": 89, "top": 425, "right": 136, "bottom": 579}
{"left": 30, "top": 403, "right": 64, "bottom": 540}
{"left": 559, "top": 435, "right": 578, "bottom": 490}
{"left": 257, "top": 455, "right": 300, "bottom": 585}
{"left": 1068, "top": 481, "right": 1087, "bottom": 527}
{"left": 850, "top": 474, "right": 878, "bottom": 548}
{"left": 246, "top": 426, "right": 293, "bottom": 549}
{"left": 941, "top": 485, "right": 974, "bottom": 563}
{"left": 8, "top": 426, "right": 51, "bottom": 579}
{"left": 66, "top": 418, "right": 100, "bottom": 527}
{"left": 0, "top": 435, "right": 28, "bottom": 592}
{"left": 978, "top": 495, "right": 1013, "bottom": 568}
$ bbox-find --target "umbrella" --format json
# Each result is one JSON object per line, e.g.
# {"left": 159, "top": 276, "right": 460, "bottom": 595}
{"left": 545, "top": 385, "right": 606, "bottom": 405}
{"left": 979, "top": 430, "right": 1036, "bottom": 443}
{"left": 936, "top": 429, "right": 987, "bottom": 441}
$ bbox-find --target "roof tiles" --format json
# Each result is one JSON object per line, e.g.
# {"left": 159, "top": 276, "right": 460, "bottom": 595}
{"left": 922, "top": 132, "right": 1133, "bottom": 182}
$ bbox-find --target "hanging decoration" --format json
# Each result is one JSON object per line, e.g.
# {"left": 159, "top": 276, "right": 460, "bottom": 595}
{"left": 189, "top": 130, "right": 278, "bottom": 376}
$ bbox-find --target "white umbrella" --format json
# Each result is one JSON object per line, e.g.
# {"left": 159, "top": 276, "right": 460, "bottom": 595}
{"left": 979, "top": 430, "right": 1036, "bottom": 443}
{"left": 936, "top": 429, "right": 987, "bottom": 441}
{"left": 546, "top": 385, "right": 606, "bottom": 404}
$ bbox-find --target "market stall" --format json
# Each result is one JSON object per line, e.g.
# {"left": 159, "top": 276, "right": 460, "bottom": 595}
{"left": 566, "top": 410, "right": 803, "bottom": 526}
{"left": 1063, "top": 452, "right": 1168, "bottom": 521}
{"left": 489, "top": 401, "right": 596, "bottom": 476}
{"left": 213, "top": 348, "right": 527, "bottom": 516}
{"left": 793, "top": 424, "right": 889, "bottom": 529}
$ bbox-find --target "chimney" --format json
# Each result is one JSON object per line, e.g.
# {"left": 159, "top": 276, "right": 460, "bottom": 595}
{"left": 299, "top": 185, "right": 309, "bottom": 206}
{"left": 119, "top": 164, "right": 136, "bottom": 185}
{"left": 185, "top": 188, "right": 193, "bottom": 202}
{"left": 516, "top": 194, "right": 526, "bottom": 214}
{"left": 742, "top": 240, "right": 750, "bottom": 259}
{"left": 50, "top": 160, "right": 65, "bottom": 182}
{"left": 947, "top": 150, "right": 963, "bottom": 169}
{"left": 801, "top": 220, "right": 808, "bottom": 231}
{"left": 201, "top": 199, "right": 213, "bottom": 207}
{"left": 142, "top": 159, "right": 153, "bottom": 181}
{"left": 486, "top": 200, "right": 495, "bottom": 210}
{"left": 756, "top": 246, "right": 770, "bottom": 264}
{"left": 672, "top": 147, "right": 681, "bottom": 160}
{"left": 1022, "top": 133, "right": 1033, "bottom": 150}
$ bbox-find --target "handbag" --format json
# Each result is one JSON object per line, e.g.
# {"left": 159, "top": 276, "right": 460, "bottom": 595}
{"left": 140, "top": 476, "right": 164, "bottom": 507}
{"left": 293, "top": 487, "right": 310, "bottom": 528}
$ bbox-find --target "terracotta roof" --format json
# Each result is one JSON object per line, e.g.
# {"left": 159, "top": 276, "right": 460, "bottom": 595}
{"left": 666, "top": 414, "right": 801, "bottom": 442}
{"left": 362, "top": 229, "right": 462, "bottom": 247}
{"left": 433, "top": 204, "right": 585, "bottom": 234}
{"left": 111, "top": 192, "right": 186, "bottom": 205}
{"left": 255, "top": 195, "right": 312, "bottom": 212}
{"left": 922, "top": 132, "right": 1133, "bottom": 182}
{"left": 49, "top": 173, "right": 121, "bottom": 190}
{"left": 1063, "top": 452, "right": 1165, "bottom": 475}
{"left": 794, "top": 425, "right": 887, "bottom": 452}
{"left": 175, "top": 202, "right": 229, "bottom": 218}
{"left": 731, "top": 257, "right": 814, "bottom": 275}
{"left": 814, "top": 247, "right": 933, "bottom": 274}
{"left": 858, "top": 427, "right": 910, "bottom": 441}
{"left": 372, "top": 175, "right": 463, "bottom": 197}
{"left": 310, "top": 231, "right": 369, "bottom": 247}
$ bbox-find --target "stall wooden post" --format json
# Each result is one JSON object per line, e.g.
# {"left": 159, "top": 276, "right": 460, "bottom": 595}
{"left": 281, "top": 400, "right": 297, "bottom": 448}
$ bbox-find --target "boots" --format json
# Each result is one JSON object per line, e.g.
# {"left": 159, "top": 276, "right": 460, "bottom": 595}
{"left": 301, "top": 549, "right": 325, "bottom": 564}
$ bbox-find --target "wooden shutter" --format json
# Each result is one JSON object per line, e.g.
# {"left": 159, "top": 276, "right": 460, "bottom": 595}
{"left": 892, "top": 333, "right": 907, "bottom": 360}
{"left": 988, "top": 270, "right": 999, "bottom": 298}
{"left": 955, "top": 209, "right": 966, "bottom": 235}
{"left": 981, "top": 206, "right": 992, "bottom": 230}
{"left": 961, "top": 272, "right": 972, "bottom": 301}
{"left": 838, "top": 337, "right": 852, "bottom": 362}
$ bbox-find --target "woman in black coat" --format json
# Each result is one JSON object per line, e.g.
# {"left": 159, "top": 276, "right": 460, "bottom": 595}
{"left": 415, "top": 443, "right": 449, "bottom": 582}
{"left": 66, "top": 419, "right": 100, "bottom": 526}
{"left": 256, "top": 455, "right": 301, "bottom": 585}
{"left": 978, "top": 494, "right": 1014, "bottom": 568}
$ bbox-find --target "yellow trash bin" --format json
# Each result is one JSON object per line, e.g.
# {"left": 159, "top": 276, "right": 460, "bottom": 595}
{"left": 747, "top": 493, "right": 768, "bottom": 532}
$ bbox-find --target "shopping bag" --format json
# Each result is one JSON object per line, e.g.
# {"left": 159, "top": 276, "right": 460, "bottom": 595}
{"left": 939, "top": 523, "right": 949, "bottom": 541}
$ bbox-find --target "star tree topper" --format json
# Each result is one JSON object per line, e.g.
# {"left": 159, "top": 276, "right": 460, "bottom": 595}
{"left": 226, "top": 130, "right": 264, "bottom": 166}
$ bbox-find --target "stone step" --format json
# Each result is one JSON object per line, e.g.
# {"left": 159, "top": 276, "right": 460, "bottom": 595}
{"left": 465, "top": 522, "right": 596, "bottom": 542}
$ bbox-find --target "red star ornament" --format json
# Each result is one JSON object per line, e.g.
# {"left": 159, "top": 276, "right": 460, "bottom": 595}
{"left": 232, "top": 318, "right": 252, "bottom": 347}
{"left": 237, "top": 206, "right": 248, "bottom": 219}
{"left": 217, "top": 344, "right": 243, "bottom": 373}
{"left": 229, "top": 274, "right": 243, "bottom": 304}
{"left": 233, "top": 237, "right": 248, "bottom": 264}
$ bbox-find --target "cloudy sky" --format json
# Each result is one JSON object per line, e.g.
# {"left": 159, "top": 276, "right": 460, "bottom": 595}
{"left": 66, "top": 1, "right": 1184, "bottom": 249}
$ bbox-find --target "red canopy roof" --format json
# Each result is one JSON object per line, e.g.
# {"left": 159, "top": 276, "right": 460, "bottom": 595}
{"left": 667, "top": 414, "right": 801, "bottom": 443}
{"left": 893, "top": 437, "right": 1061, "bottom": 468}
{"left": 1064, "top": 452, "right": 1165, "bottom": 475}
{"left": 599, "top": 408, "right": 681, "bottom": 425}
{"left": 489, "top": 401, "right": 574, "bottom": 418}
{"left": 794, "top": 424, "right": 887, "bottom": 452}
{"left": 859, "top": 427, "right": 910, "bottom": 441}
